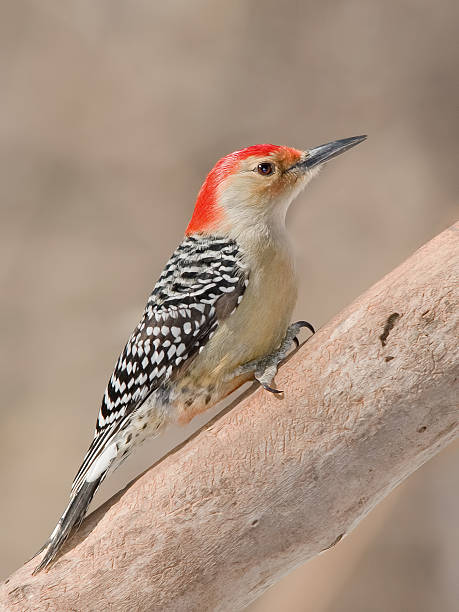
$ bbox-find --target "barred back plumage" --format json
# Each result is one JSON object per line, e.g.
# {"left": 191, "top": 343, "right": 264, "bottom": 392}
{"left": 73, "top": 234, "right": 247, "bottom": 492}
{"left": 33, "top": 234, "right": 248, "bottom": 573}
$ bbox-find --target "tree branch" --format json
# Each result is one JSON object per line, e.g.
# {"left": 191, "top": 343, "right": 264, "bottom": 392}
{"left": 2, "top": 224, "right": 458, "bottom": 612}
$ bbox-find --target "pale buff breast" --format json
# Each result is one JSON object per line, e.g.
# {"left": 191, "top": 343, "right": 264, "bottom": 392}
{"left": 183, "top": 231, "right": 298, "bottom": 391}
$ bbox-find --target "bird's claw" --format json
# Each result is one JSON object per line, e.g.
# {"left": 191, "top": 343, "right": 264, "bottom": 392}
{"left": 262, "top": 382, "right": 283, "bottom": 395}
{"left": 237, "top": 319, "right": 316, "bottom": 395}
{"left": 295, "top": 320, "right": 315, "bottom": 336}
{"left": 291, "top": 320, "right": 314, "bottom": 351}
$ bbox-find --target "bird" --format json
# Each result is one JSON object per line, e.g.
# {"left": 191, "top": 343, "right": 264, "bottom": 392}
{"left": 33, "top": 134, "right": 366, "bottom": 573}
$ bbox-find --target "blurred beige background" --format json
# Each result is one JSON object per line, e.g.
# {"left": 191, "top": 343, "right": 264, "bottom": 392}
{"left": 0, "top": 0, "right": 458, "bottom": 609}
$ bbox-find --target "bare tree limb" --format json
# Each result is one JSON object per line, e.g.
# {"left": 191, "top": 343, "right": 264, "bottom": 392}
{"left": 2, "top": 223, "right": 458, "bottom": 612}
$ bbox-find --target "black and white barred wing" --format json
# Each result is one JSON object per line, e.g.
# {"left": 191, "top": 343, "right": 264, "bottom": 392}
{"left": 71, "top": 235, "right": 247, "bottom": 494}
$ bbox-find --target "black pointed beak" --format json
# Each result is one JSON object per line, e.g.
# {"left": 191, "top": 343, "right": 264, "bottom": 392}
{"left": 296, "top": 135, "right": 367, "bottom": 171}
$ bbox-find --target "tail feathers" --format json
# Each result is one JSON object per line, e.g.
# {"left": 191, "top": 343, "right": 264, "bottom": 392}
{"left": 33, "top": 476, "right": 103, "bottom": 574}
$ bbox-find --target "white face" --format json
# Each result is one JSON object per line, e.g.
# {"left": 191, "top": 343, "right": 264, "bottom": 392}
{"left": 216, "top": 152, "right": 318, "bottom": 238}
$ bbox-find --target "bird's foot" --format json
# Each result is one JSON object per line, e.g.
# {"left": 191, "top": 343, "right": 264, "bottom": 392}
{"left": 236, "top": 320, "right": 315, "bottom": 394}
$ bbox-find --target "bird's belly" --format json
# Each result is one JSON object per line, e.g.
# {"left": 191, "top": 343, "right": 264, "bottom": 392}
{"left": 171, "top": 249, "right": 298, "bottom": 422}
{"left": 201, "top": 250, "right": 297, "bottom": 372}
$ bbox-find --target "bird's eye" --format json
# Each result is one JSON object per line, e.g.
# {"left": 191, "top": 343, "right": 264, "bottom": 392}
{"left": 257, "top": 162, "right": 274, "bottom": 176}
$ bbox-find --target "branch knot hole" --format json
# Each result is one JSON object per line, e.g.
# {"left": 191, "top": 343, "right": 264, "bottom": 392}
{"left": 379, "top": 312, "right": 400, "bottom": 347}
{"left": 322, "top": 533, "right": 344, "bottom": 551}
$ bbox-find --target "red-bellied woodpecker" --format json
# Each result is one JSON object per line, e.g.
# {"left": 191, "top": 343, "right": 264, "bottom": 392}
{"left": 33, "top": 135, "right": 366, "bottom": 572}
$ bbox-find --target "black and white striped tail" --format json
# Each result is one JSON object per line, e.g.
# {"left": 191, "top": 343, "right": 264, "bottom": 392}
{"left": 33, "top": 475, "right": 104, "bottom": 574}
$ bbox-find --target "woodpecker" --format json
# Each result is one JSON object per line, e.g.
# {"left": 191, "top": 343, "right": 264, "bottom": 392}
{"left": 33, "top": 135, "right": 366, "bottom": 573}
